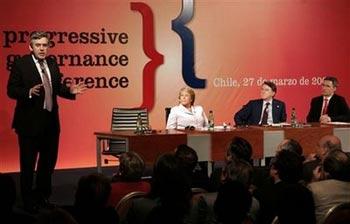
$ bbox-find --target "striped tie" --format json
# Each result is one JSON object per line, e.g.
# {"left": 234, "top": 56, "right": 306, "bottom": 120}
{"left": 39, "top": 60, "right": 53, "bottom": 112}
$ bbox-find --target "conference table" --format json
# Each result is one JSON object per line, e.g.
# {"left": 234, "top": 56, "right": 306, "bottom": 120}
{"left": 94, "top": 124, "right": 350, "bottom": 173}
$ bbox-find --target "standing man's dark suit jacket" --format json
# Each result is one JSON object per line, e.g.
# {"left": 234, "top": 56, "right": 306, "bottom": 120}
{"left": 7, "top": 54, "right": 75, "bottom": 136}
{"left": 234, "top": 99, "right": 287, "bottom": 125}
{"left": 306, "top": 94, "right": 350, "bottom": 123}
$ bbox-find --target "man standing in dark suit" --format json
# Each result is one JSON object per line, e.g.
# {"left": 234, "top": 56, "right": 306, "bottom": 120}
{"left": 234, "top": 81, "right": 287, "bottom": 126}
{"left": 7, "top": 31, "right": 86, "bottom": 212}
{"left": 307, "top": 76, "right": 350, "bottom": 123}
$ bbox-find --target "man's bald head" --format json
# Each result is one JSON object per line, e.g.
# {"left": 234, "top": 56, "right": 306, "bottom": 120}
{"left": 317, "top": 135, "right": 342, "bottom": 159}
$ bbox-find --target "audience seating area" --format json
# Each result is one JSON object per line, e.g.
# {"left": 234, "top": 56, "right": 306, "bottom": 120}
{"left": 2, "top": 134, "right": 350, "bottom": 224}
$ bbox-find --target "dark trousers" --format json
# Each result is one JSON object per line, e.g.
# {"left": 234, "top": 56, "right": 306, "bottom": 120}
{"left": 17, "top": 114, "right": 59, "bottom": 207}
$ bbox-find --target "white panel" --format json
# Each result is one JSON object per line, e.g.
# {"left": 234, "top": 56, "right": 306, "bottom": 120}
{"left": 333, "top": 127, "right": 350, "bottom": 152}
{"left": 187, "top": 133, "right": 211, "bottom": 162}
{"left": 263, "top": 130, "right": 284, "bottom": 158}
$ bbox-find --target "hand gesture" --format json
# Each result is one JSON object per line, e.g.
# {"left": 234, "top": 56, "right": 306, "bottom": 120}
{"left": 30, "top": 84, "right": 43, "bottom": 96}
{"left": 70, "top": 82, "right": 87, "bottom": 94}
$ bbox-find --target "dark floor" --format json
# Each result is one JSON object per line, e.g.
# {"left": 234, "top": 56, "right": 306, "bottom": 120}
{"left": 7, "top": 160, "right": 259, "bottom": 209}
{"left": 8, "top": 166, "right": 117, "bottom": 208}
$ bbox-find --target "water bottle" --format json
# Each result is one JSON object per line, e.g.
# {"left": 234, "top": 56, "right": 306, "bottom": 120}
{"left": 208, "top": 110, "right": 214, "bottom": 131}
{"left": 291, "top": 108, "right": 297, "bottom": 128}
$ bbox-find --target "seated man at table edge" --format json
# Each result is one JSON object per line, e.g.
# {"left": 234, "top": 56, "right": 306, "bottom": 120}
{"left": 234, "top": 81, "right": 287, "bottom": 126}
{"left": 306, "top": 76, "right": 350, "bottom": 123}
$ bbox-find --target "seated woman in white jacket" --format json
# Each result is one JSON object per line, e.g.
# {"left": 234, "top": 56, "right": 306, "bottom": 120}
{"left": 166, "top": 87, "right": 208, "bottom": 130}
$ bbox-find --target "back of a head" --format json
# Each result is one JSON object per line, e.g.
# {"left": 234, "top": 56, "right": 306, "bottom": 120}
{"left": 175, "top": 144, "right": 198, "bottom": 173}
{"left": 119, "top": 151, "right": 145, "bottom": 181}
{"left": 75, "top": 173, "right": 111, "bottom": 209}
{"left": 0, "top": 173, "right": 16, "bottom": 211}
{"left": 323, "top": 150, "right": 350, "bottom": 181}
{"left": 280, "top": 139, "right": 303, "bottom": 157}
{"left": 323, "top": 141, "right": 342, "bottom": 153}
{"left": 222, "top": 159, "right": 253, "bottom": 188}
{"left": 214, "top": 180, "right": 252, "bottom": 224}
{"left": 318, "top": 135, "right": 342, "bottom": 158}
{"left": 272, "top": 150, "right": 303, "bottom": 183}
{"left": 152, "top": 153, "right": 181, "bottom": 183}
{"left": 151, "top": 153, "right": 191, "bottom": 198}
{"left": 227, "top": 137, "right": 252, "bottom": 163}
{"left": 302, "top": 159, "right": 321, "bottom": 184}
{"left": 150, "top": 153, "right": 192, "bottom": 220}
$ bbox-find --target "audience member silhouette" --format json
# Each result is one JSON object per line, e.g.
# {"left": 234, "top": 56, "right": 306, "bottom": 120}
{"left": 303, "top": 134, "right": 342, "bottom": 186}
{"left": 66, "top": 173, "right": 119, "bottom": 224}
{"left": 196, "top": 159, "right": 259, "bottom": 223}
{"left": 308, "top": 150, "right": 350, "bottom": 223}
{"left": 214, "top": 180, "right": 252, "bottom": 224}
{"left": 278, "top": 138, "right": 304, "bottom": 158}
{"left": 255, "top": 150, "right": 315, "bottom": 224}
{"left": 146, "top": 153, "right": 192, "bottom": 224}
{"left": 306, "top": 135, "right": 342, "bottom": 162}
{"left": 127, "top": 153, "right": 192, "bottom": 224}
{"left": 302, "top": 159, "right": 322, "bottom": 185}
{"left": 175, "top": 144, "right": 210, "bottom": 191}
{"left": 0, "top": 173, "right": 36, "bottom": 223}
{"left": 108, "top": 151, "right": 150, "bottom": 207}
{"left": 210, "top": 136, "right": 254, "bottom": 191}
{"left": 317, "top": 135, "right": 342, "bottom": 159}
{"left": 226, "top": 137, "right": 253, "bottom": 163}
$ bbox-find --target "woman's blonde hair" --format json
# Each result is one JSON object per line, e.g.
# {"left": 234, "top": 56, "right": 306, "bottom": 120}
{"left": 178, "top": 87, "right": 195, "bottom": 105}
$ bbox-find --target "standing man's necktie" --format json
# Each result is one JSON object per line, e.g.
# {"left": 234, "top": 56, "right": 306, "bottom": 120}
{"left": 261, "top": 102, "right": 270, "bottom": 125}
{"left": 39, "top": 60, "right": 53, "bottom": 112}
{"left": 322, "top": 98, "right": 328, "bottom": 115}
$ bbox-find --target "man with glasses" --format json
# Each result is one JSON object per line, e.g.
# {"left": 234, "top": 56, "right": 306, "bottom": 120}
{"left": 234, "top": 81, "right": 287, "bottom": 126}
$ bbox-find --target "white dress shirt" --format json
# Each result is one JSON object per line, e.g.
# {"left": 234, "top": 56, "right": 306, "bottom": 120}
{"left": 166, "top": 104, "right": 208, "bottom": 129}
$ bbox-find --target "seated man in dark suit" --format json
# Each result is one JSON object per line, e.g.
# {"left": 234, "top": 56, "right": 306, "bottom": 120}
{"left": 234, "top": 81, "right": 287, "bottom": 125}
{"left": 307, "top": 76, "right": 350, "bottom": 123}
